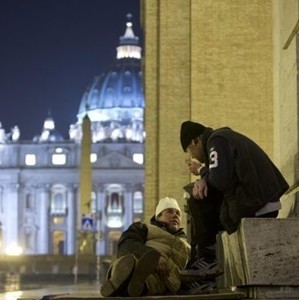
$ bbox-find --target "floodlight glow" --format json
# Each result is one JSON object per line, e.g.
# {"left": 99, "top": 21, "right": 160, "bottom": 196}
{"left": 5, "top": 243, "right": 23, "bottom": 256}
{"left": 5, "top": 291, "right": 23, "bottom": 300}
{"left": 107, "top": 216, "right": 123, "bottom": 228}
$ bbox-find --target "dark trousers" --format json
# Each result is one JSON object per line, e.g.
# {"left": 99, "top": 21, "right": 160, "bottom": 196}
{"left": 187, "top": 185, "right": 279, "bottom": 262}
{"left": 187, "top": 185, "right": 224, "bottom": 261}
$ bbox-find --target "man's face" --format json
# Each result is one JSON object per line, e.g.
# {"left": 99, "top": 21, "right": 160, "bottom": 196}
{"left": 157, "top": 208, "right": 181, "bottom": 232}
{"left": 186, "top": 138, "right": 205, "bottom": 163}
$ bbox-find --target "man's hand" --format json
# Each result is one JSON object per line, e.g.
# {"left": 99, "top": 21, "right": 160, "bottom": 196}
{"left": 185, "top": 159, "right": 202, "bottom": 176}
{"left": 193, "top": 179, "right": 208, "bottom": 199}
{"left": 155, "top": 256, "right": 169, "bottom": 279}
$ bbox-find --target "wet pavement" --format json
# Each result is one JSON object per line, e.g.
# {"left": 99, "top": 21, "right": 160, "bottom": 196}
{"left": 0, "top": 281, "right": 101, "bottom": 300}
{"left": 0, "top": 274, "right": 246, "bottom": 300}
{"left": 0, "top": 282, "right": 248, "bottom": 300}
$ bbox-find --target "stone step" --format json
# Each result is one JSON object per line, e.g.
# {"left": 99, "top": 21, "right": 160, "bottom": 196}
{"left": 217, "top": 218, "right": 299, "bottom": 288}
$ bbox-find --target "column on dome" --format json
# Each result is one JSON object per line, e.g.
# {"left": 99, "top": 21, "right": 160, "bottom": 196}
{"left": 124, "top": 184, "right": 133, "bottom": 226}
{"left": 37, "top": 184, "right": 50, "bottom": 254}
{"left": 3, "top": 183, "right": 19, "bottom": 253}
{"left": 66, "top": 185, "right": 77, "bottom": 255}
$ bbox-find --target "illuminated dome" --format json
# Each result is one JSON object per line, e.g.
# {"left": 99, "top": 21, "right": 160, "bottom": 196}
{"left": 70, "top": 14, "right": 144, "bottom": 143}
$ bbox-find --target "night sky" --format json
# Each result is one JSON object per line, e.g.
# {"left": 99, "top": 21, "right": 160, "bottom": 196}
{"left": 0, "top": 0, "right": 141, "bottom": 140}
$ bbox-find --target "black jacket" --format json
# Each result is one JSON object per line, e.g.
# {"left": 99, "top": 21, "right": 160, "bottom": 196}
{"left": 202, "top": 127, "right": 289, "bottom": 234}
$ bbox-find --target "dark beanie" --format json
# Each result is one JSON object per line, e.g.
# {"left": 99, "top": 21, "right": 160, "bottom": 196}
{"left": 180, "top": 121, "right": 206, "bottom": 152}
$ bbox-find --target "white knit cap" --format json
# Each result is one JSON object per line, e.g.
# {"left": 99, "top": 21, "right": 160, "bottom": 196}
{"left": 155, "top": 197, "right": 181, "bottom": 217}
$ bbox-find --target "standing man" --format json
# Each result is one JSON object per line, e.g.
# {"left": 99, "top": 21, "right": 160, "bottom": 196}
{"left": 100, "top": 197, "right": 191, "bottom": 297}
{"left": 179, "top": 121, "right": 289, "bottom": 276}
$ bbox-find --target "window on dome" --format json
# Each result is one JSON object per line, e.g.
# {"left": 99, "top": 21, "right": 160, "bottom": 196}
{"left": 52, "top": 153, "right": 66, "bottom": 165}
{"left": 25, "top": 154, "right": 36, "bottom": 166}
{"left": 91, "top": 89, "right": 99, "bottom": 101}
{"left": 133, "top": 153, "right": 143, "bottom": 164}
{"left": 125, "top": 70, "right": 131, "bottom": 77}
{"left": 123, "top": 86, "right": 131, "bottom": 93}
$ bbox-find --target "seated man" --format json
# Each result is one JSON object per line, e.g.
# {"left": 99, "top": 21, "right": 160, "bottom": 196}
{"left": 100, "top": 197, "right": 191, "bottom": 297}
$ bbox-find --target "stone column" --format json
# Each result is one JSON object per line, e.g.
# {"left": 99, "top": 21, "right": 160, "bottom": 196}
{"left": 124, "top": 184, "right": 133, "bottom": 226}
{"left": 37, "top": 184, "right": 50, "bottom": 254}
{"left": 3, "top": 183, "right": 19, "bottom": 253}
{"left": 66, "top": 184, "right": 76, "bottom": 255}
{"left": 96, "top": 184, "right": 105, "bottom": 255}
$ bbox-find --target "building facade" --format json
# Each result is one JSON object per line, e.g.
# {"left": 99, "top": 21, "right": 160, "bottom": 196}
{"left": 0, "top": 15, "right": 144, "bottom": 256}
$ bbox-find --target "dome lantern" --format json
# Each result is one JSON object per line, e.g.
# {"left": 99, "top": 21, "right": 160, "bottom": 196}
{"left": 117, "top": 13, "right": 141, "bottom": 59}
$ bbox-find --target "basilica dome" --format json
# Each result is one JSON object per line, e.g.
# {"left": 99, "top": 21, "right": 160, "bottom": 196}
{"left": 70, "top": 15, "right": 144, "bottom": 143}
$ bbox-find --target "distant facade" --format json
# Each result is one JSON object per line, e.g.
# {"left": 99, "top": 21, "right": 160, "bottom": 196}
{"left": 0, "top": 15, "right": 144, "bottom": 256}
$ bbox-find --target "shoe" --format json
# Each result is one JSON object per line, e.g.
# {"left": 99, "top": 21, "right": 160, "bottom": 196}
{"left": 100, "top": 254, "right": 135, "bottom": 297}
{"left": 127, "top": 249, "right": 161, "bottom": 297}
{"left": 179, "top": 280, "right": 217, "bottom": 295}
{"left": 180, "top": 257, "right": 223, "bottom": 282}
{"left": 189, "top": 256, "right": 218, "bottom": 270}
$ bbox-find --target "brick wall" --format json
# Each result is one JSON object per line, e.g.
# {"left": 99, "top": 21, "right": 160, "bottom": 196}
{"left": 142, "top": 0, "right": 298, "bottom": 222}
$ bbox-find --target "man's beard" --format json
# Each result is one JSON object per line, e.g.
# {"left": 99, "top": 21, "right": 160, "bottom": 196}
{"left": 166, "top": 223, "right": 179, "bottom": 233}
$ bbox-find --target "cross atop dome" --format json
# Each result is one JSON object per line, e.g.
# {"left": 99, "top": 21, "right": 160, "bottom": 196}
{"left": 118, "top": 13, "right": 140, "bottom": 50}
